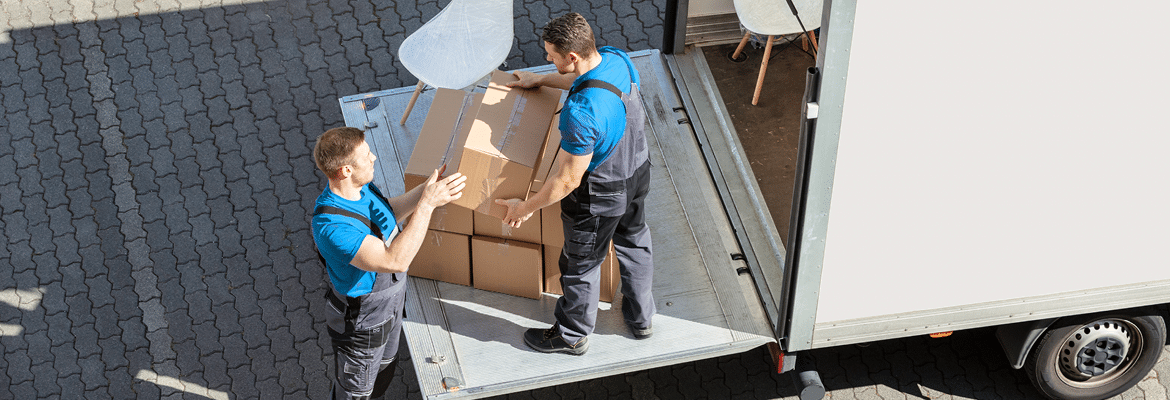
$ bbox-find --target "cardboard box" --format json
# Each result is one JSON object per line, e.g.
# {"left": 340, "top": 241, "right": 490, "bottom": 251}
{"left": 529, "top": 103, "right": 563, "bottom": 193}
{"left": 474, "top": 209, "right": 541, "bottom": 244}
{"left": 409, "top": 230, "right": 471, "bottom": 286}
{"left": 404, "top": 90, "right": 482, "bottom": 186}
{"left": 427, "top": 204, "right": 474, "bottom": 236}
{"left": 542, "top": 243, "right": 618, "bottom": 303}
{"left": 540, "top": 196, "right": 564, "bottom": 246}
{"left": 472, "top": 236, "right": 544, "bottom": 299}
{"left": 392, "top": 203, "right": 473, "bottom": 236}
{"left": 405, "top": 71, "right": 562, "bottom": 220}
{"left": 543, "top": 245, "right": 562, "bottom": 295}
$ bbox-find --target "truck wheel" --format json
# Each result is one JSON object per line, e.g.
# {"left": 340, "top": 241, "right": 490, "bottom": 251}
{"left": 1024, "top": 311, "right": 1166, "bottom": 400}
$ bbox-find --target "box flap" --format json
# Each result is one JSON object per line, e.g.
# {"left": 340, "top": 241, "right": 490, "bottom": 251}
{"left": 454, "top": 153, "right": 533, "bottom": 218}
{"left": 464, "top": 70, "right": 561, "bottom": 168}
{"left": 405, "top": 89, "right": 483, "bottom": 178}
{"left": 530, "top": 110, "right": 563, "bottom": 192}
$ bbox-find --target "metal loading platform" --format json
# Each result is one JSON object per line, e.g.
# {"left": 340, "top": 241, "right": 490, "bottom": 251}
{"left": 338, "top": 49, "right": 776, "bottom": 399}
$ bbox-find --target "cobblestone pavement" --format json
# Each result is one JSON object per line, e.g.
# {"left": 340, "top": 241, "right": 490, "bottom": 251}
{"left": 0, "top": 0, "right": 1167, "bottom": 397}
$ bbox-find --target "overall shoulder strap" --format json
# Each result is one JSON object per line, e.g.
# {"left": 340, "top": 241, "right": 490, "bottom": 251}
{"left": 313, "top": 206, "right": 384, "bottom": 240}
{"left": 367, "top": 184, "right": 391, "bottom": 207}
{"left": 568, "top": 79, "right": 623, "bottom": 99}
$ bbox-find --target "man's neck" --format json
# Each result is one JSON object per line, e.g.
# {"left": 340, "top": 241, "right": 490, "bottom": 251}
{"left": 575, "top": 52, "right": 603, "bottom": 77}
{"left": 328, "top": 179, "right": 363, "bottom": 201}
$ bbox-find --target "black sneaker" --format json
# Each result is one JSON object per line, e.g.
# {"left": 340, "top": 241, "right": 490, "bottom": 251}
{"left": 523, "top": 327, "right": 589, "bottom": 355}
{"left": 628, "top": 323, "right": 653, "bottom": 339}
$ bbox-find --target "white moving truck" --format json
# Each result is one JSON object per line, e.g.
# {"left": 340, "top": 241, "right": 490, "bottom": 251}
{"left": 338, "top": 0, "right": 1169, "bottom": 398}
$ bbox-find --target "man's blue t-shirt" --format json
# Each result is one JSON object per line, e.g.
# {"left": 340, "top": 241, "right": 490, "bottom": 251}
{"left": 312, "top": 183, "right": 399, "bottom": 297}
{"left": 559, "top": 46, "right": 639, "bottom": 172}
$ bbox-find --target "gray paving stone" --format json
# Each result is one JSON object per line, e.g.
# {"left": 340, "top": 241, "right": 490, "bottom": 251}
{"left": 92, "top": 302, "right": 127, "bottom": 340}
{"left": 34, "top": 52, "right": 65, "bottom": 84}
{"left": 175, "top": 155, "right": 203, "bottom": 188}
{"left": 102, "top": 367, "right": 135, "bottom": 399}
{"left": 76, "top": 353, "right": 108, "bottom": 392}
{"left": 231, "top": 37, "right": 260, "bottom": 69}
{"left": 207, "top": 30, "right": 237, "bottom": 70}
{"left": 8, "top": 380, "right": 38, "bottom": 399}
{"left": 115, "top": 315, "right": 150, "bottom": 352}
{"left": 154, "top": 75, "right": 182, "bottom": 106}
{"left": 239, "top": 311, "right": 271, "bottom": 346}
{"left": 222, "top": 79, "right": 248, "bottom": 110}
{"left": 56, "top": 374, "right": 85, "bottom": 399}
{"left": 84, "top": 175, "right": 115, "bottom": 205}
{"left": 214, "top": 225, "right": 246, "bottom": 259}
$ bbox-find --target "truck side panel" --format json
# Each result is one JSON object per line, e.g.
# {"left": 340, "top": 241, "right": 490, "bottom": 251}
{"left": 795, "top": 0, "right": 1170, "bottom": 349}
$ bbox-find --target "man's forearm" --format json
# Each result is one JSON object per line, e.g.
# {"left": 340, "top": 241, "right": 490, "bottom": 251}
{"left": 538, "top": 72, "right": 577, "bottom": 91}
{"left": 382, "top": 206, "right": 434, "bottom": 273}
{"left": 388, "top": 182, "right": 425, "bottom": 219}
{"left": 521, "top": 176, "right": 576, "bottom": 217}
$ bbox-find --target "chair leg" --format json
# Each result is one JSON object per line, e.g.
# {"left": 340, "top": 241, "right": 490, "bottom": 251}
{"left": 752, "top": 35, "right": 774, "bottom": 106}
{"left": 400, "top": 81, "right": 425, "bottom": 125}
{"left": 731, "top": 31, "right": 751, "bottom": 60}
{"left": 808, "top": 29, "right": 819, "bottom": 53}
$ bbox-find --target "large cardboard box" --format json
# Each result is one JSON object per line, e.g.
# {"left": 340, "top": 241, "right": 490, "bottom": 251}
{"left": 405, "top": 71, "right": 562, "bottom": 220}
{"left": 409, "top": 230, "right": 471, "bottom": 286}
{"left": 474, "top": 209, "right": 541, "bottom": 244}
{"left": 472, "top": 236, "right": 543, "bottom": 299}
{"left": 543, "top": 243, "right": 618, "bottom": 303}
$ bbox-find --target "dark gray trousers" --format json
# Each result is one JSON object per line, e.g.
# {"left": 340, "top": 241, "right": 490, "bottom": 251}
{"left": 327, "top": 274, "right": 406, "bottom": 400}
{"left": 555, "top": 161, "right": 655, "bottom": 342}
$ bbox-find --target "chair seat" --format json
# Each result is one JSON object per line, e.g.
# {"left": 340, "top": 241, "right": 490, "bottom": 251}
{"left": 399, "top": 0, "right": 513, "bottom": 90}
{"left": 733, "top": 0, "right": 822, "bottom": 36}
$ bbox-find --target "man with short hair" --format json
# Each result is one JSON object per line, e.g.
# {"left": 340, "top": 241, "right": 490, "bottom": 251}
{"left": 312, "top": 126, "right": 466, "bottom": 399}
{"left": 497, "top": 12, "right": 656, "bottom": 355}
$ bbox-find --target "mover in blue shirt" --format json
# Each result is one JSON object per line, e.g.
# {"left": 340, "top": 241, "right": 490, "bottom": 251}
{"left": 497, "top": 12, "right": 657, "bottom": 355}
{"left": 311, "top": 127, "right": 465, "bottom": 399}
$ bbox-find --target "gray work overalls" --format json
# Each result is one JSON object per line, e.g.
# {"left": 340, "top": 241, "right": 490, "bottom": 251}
{"left": 314, "top": 189, "right": 407, "bottom": 400}
{"left": 554, "top": 59, "right": 656, "bottom": 343}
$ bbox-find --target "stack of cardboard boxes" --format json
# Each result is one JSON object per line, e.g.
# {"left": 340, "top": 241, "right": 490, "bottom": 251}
{"left": 404, "top": 71, "right": 618, "bottom": 301}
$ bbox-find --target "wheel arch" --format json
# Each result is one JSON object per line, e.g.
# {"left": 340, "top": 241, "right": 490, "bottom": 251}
{"left": 997, "top": 305, "right": 1170, "bottom": 370}
{"left": 997, "top": 317, "right": 1060, "bottom": 370}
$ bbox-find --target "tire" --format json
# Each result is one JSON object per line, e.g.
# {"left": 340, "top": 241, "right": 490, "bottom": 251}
{"left": 1024, "top": 310, "right": 1166, "bottom": 400}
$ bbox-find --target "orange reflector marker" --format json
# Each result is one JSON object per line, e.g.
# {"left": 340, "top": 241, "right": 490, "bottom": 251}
{"left": 930, "top": 331, "right": 953, "bottom": 338}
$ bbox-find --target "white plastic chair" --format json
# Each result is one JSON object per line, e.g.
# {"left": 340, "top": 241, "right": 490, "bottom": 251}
{"left": 397, "top": 0, "right": 514, "bottom": 124}
{"left": 731, "top": 0, "right": 822, "bottom": 105}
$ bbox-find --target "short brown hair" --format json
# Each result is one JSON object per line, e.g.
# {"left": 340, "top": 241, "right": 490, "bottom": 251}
{"left": 542, "top": 13, "right": 596, "bottom": 58}
{"left": 313, "top": 127, "right": 365, "bottom": 179}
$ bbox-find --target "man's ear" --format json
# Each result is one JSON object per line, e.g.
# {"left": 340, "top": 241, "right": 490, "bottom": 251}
{"left": 567, "top": 51, "right": 581, "bottom": 63}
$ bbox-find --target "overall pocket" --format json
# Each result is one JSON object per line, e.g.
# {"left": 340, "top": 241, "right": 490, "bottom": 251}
{"left": 587, "top": 179, "right": 627, "bottom": 217}
{"left": 564, "top": 226, "right": 598, "bottom": 259}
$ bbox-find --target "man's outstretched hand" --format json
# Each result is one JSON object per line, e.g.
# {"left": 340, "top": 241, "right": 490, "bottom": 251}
{"left": 419, "top": 166, "right": 466, "bottom": 212}
{"left": 495, "top": 198, "right": 533, "bottom": 228}
{"left": 505, "top": 70, "right": 542, "bottom": 89}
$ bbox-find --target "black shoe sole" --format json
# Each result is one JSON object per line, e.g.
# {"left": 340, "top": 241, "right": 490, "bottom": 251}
{"left": 524, "top": 335, "right": 589, "bottom": 355}
{"left": 629, "top": 324, "right": 653, "bottom": 339}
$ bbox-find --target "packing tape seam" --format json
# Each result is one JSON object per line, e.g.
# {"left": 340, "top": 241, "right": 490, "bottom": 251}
{"left": 441, "top": 92, "right": 475, "bottom": 165}
{"left": 500, "top": 95, "right": 527, "bottom": 151}
{"left": 479, "top": 177, "right": 496, "bottom": 206}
